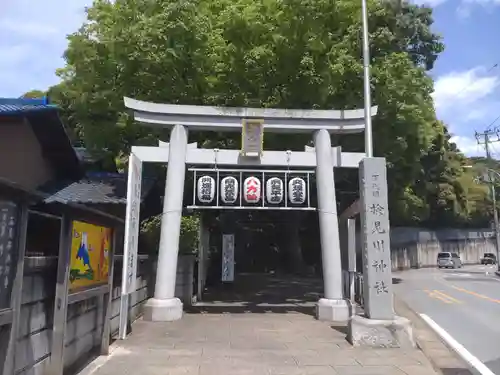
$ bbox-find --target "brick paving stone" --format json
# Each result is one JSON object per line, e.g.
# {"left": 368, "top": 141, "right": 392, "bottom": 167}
{"left": 87, "top": 312, "right": 440, "bottom": 375}
{"left": 86, "top": 275, "right": 441, "bottom": 375}
{"left": 268, "top": 365, "right": 337, "bottom": 375}
{"left": 333, "top": 365, "right": 407, "bottom": 375}
{"left": 398, "top": 365, "right": 435, "bottom": 375}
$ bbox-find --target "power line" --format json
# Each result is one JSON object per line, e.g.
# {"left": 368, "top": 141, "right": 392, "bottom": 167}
{"left": 475, "top": 127, "right": 500, "bottom": 270}
{"left": 475, "top": 129, "right": 500, "bottom": 159}
{"left": 485, "top": 113, "right": 500, "bottom": 133}
{"left": 453, "top": 63, "right": 499, "bottom": 107}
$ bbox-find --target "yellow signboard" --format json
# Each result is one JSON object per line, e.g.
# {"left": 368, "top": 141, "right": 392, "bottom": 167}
{"left": 69, "top": 221, "right": 112, "bottom": 291}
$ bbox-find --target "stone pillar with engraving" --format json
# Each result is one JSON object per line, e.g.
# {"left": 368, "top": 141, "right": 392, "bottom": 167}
{"left": 348, "top": 157, "right": 415, "bottom": 348}
{"left": 359, "top": 157, "right": 393, "bottom": 320}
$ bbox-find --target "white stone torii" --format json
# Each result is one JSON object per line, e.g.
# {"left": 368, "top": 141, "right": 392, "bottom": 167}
{"left": 122, "top": 97, "right": 378, "bottom": 323}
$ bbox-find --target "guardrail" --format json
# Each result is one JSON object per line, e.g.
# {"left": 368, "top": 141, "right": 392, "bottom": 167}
{"left": 354, "top": 272, "right": 364, "bottom": 307}
{"left": 342, "top": 270, "right": 364, "bottom": 308}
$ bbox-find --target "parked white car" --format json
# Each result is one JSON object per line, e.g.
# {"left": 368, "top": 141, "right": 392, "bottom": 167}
{"left": 437, "top": 252, "right": 462, "bottom": 269}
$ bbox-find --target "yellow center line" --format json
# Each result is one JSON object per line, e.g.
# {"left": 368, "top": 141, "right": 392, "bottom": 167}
{"left": 424, "top": 289, "right": 453, "bottom": 304}
{"left": 451, "top": 285, "right": 500, "bottom": 304}
{"left": 432, "top": 290, "right": 463, "bottom": 304}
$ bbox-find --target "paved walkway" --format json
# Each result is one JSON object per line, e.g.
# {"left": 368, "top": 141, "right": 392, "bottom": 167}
{"left": 89, "top": 275, "right": 439, "bottom": 375}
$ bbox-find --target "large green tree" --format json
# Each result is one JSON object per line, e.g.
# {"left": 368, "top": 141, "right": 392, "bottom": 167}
{"left": 52, "top": 0, "right": 480, "bottom": 226}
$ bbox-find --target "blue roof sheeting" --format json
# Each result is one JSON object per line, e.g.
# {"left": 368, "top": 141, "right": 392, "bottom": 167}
{"left": 0, "top": 97, "right": 56, "bottom": 115}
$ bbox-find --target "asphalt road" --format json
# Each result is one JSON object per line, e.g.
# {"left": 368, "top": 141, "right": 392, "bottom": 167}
{"left": 393, "top": 265, "right": 500, "bottom": 374}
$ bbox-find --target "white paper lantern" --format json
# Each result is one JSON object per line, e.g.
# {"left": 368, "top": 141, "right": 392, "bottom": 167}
{"left": 243, "top": 176, "right": 261, "bottom": 203}
{"left": 220, "top": 176, "right": 239, "bottom": 204}
{"left": 288, "top": 177, "right": 306, "bottom": 204}
{"left": 197, "top": 176, "right": 215, "bottom": 203}
{"left": 266, "top": 177, "right": 283, "bottom": 204}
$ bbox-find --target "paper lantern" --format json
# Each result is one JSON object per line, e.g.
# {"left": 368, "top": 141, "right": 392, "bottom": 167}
{"left": 197, "top": 176, "right": 215, "bottom": 203}
{"left": 243, "top": 176, "right": 261, "bottom": 203}
{"left": 266, "top": 177, "right": 283, "bottom": 204}
{"left": 220, "top": 176, "right": 239, "bottom": 204}
{"left": 288, "top": 177, "right": 306, "bottom": 204}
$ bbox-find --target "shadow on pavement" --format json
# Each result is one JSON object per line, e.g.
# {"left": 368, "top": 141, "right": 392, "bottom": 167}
{"left": 330, "top": 324, "right": 348, "bottom": 336}
{"left": 187, "top": 273, "right": 321, "bottom": 316}
{"left": 439, "top": 369, "right": 476, "bottom": 375}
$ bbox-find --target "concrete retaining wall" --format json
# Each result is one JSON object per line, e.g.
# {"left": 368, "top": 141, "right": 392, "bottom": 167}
{"left": 390, "top": 228, "right": 496, "bottom": 270}
{"left": 349, "top": 227, "right": 496, "bottom": 271}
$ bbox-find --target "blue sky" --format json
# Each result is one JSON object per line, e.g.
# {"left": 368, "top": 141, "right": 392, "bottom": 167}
{"left": 0, "top": 0, "right": 499, "bottom": 157}
{"left": 416, "top": 0, "right": 500, "bottom": 157}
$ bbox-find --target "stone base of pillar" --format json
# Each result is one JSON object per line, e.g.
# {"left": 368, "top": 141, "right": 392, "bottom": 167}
{"left": 315, "top": 298, "right": 351, "bottom": 322}
{"left": 347, "top": 315, "right": 415, "bottom": 348}
{"left": 143, "top": 297, "right": 183, "bottom": 322}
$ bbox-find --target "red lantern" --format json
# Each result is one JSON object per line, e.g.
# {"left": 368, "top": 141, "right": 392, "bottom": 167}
{"left": 244, "top": 176, "right": 261, "bottom": 203}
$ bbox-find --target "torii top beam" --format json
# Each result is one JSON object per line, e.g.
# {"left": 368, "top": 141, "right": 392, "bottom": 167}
{"left": 124, "top": 97, "right": 377, "bottom": 134}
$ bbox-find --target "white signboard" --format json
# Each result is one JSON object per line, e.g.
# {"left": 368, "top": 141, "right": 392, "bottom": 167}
{"left": 221, "top": 176, "right": 238, "bottom": 203}
{"left": 288, "top": 177, "right": 306, "bottom": 204}
{"left": 241, "top": 119, "right": 264, "bottom": 157}
{"left": 0, "top": 201, "right": 17, "bottom": 310}
{"left": 221, "top": 234, "right": 235, "bottom": 282}
{"left": 243, "top": 176, "right": 261, "bottom": 203}
{"left": 197, "top": 176, "right": 216, "bottom": 203}
{"left": 266, "top": 177, "right": 283, "bottom": 204}
{"left": 122, "top": 152, "right": 143, "bottom": 295}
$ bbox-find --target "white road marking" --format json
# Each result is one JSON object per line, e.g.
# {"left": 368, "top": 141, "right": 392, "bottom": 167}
{"left": 420, "top": 314, "right": 495, "bottom": 375}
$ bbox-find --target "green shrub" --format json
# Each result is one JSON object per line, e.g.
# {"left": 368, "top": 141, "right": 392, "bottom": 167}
{"left": 140, "top": 214, "right": 199, "bottom": 255}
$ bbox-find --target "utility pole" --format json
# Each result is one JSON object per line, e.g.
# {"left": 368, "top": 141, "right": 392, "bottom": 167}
{"left": 476, "top": 129, "right": 500, "bottom": 271}
{"left": 361, "top": 0, "right": 373, "bottom": 157}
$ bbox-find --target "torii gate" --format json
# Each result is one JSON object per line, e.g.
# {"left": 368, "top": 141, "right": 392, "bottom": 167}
{"left": 119, "top": 97, "right": 396, "bottom": 340}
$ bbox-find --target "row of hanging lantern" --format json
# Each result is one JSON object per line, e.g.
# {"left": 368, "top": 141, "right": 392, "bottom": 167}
{"left": 196, "top": 175, "right": 307, "bottom": 205}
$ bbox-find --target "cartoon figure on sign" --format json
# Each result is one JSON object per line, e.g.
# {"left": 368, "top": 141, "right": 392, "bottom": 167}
{"left": 99, "top": 230, "right": 110, "bottom": 280}
{"left": 69, "top": 231, "right": 95, "bottom": 283}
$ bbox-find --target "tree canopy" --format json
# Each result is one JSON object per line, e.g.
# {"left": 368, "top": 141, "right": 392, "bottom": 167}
{"left": 41, "top": 0, "right": 494, "bottom": 228}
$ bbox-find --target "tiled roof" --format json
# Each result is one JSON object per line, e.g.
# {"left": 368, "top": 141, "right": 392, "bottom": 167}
{"left": 42, "top": 173, "right": 156, "bottom": 205}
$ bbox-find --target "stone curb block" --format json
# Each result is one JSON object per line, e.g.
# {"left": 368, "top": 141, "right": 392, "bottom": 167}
{"left": 393, "top": 295, "right": 474, "bottom": 375}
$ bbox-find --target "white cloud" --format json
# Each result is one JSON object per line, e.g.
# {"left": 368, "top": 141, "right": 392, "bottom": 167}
{"left": 433, "top": 67, "right": 500, "bottom": 156}
{"left": 432, "top": 67, "right": 499, "bottom": 110}
{"left": 412, "top": 0, "right": 449, "bottom": 5}
{"left": 0, "top": 19, "right": 58, "bottom": 38}
{"left": 412, "top": 0, "right": 500, "bottom": 11}
{"left": 0, "top": 0, "right": 92, "bottom": 97}
{"left": 463, "top": 0, "right": 500, "bottom": 4}
{"left": 0, "top": 45, "right": 32, "bottom": 67}
{"left": 450, "top": 135, "right": 484, "bottom": 156}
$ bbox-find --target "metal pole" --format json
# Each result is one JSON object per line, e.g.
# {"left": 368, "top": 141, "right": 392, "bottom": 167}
{"left": 48, "top": 216, "right": 73, "bottom": 375}
{"left": 487, "top": 169, "right": 500, "bottom": 272}
{"left": 361, "top": 0, "right": 373, "bottom": 157}
{"left": 484, "top": 136, "right": 500, "bottom": 272}
{"left": 490, "top": 182, "right": 500, "bottom": 272}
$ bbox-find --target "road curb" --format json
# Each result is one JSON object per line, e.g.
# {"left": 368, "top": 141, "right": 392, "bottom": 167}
{"left": 495, "top": 271, "right": 500, "bottom": 277}
{"left": 394, "top": 296, "right": 474, "bottom": 375}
